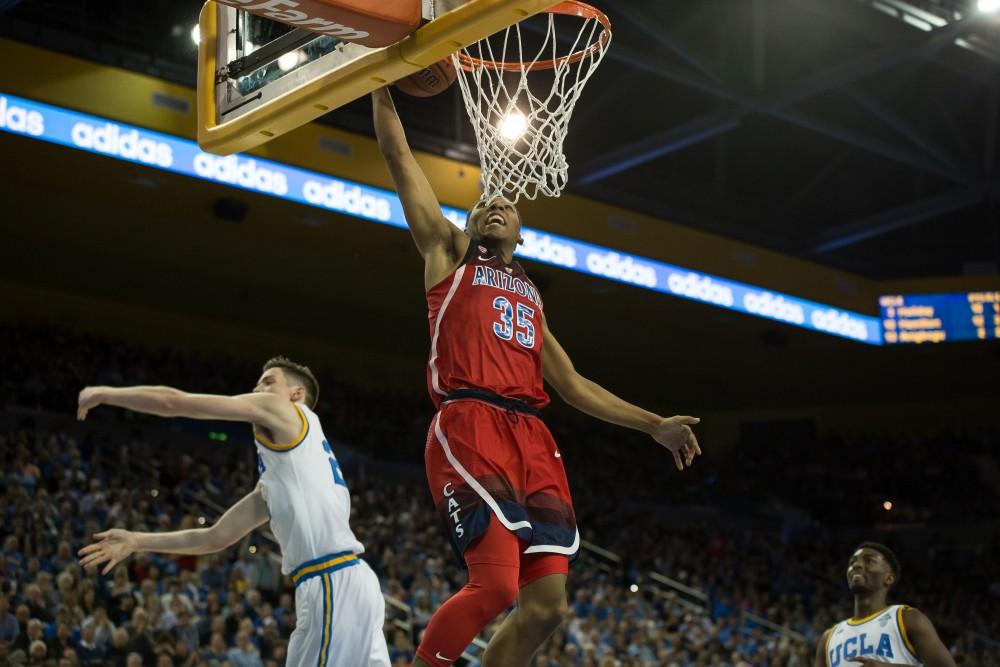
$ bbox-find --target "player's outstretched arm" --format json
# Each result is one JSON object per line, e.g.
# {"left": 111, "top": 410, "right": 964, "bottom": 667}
{"left": 851, "top": 608, "right": 957, "bottom": 667}
{"left": 78, "top": 385, "right": 294, "bottom": 432}
{"left": 371, "top": 88, "right": 466, "bottom": 277}
{"left": 77, "top": 487, "right": 269, "bottom": 574}
{"left": 540, "top": 316, "right": 701, "bottom": 471}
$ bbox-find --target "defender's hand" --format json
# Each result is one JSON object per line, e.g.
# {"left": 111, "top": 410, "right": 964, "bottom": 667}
{"left": 651, "top": 416, "right": 701, "bottom": 470}
{"left": 78, "top": 529, "right": 138, "bottom": 575}
{"left": 77, "top": 386, "right": 107, "bottom": 420}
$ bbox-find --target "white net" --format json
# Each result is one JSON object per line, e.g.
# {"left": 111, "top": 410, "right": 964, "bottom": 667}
{"left": 451, "top": 2, "right": 611, "bottom": 203}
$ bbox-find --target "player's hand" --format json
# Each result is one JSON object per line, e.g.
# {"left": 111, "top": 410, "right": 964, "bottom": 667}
{"left": 78, "top": 529, "right": 138, "bottom": 575}
{"left": 651, "top": 416, "right": 701, "bottom": 470}
{"left": 77, "top": 386, "right": 106, "bottom": 420}
{"left": 851, "top": 659, "right": 907, "bottom": 666}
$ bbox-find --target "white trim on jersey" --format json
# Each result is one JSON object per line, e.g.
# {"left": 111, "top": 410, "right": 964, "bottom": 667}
{"left": 524, "top": 528, "right": 580, "bottom": 556}
{"left": 433, "top": 413, "right": 581, "bottom": 555}
{"left": 434, "top": 414, "right": 532, "bottom": 532}
{"left": 429, "top": 265, "right": 467, "bottom": 396}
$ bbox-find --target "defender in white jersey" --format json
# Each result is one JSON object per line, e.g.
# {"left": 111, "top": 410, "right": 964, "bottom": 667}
{"left": 815, "top": 542, "right": 956, "bottom": 667}
{"left": 76, "top": 356, "right": 391, "bottom": 667}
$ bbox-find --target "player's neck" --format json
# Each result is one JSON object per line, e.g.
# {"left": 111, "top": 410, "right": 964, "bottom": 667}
{"left": 852, "top": 593, "right": 888, "bottom": 620}
{"left": 477, "top": 237, "right": 517, "bottom": 264}
{"left": 498, "top": 244, "right": 516, "bottom": 264}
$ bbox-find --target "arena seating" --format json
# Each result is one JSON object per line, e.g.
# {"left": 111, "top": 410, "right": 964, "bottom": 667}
{"left": 1, "top": 324, "right": 997, "bottom": 665}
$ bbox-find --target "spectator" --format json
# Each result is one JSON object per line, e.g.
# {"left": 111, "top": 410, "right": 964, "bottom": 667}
{"left": 27, "top": 638, "right": 49, "bottom": 666}
{"left": 124, "top": 608, "right": 154, "bottom": 663}
{"left": 249, "top": 543, "right": 281, "bottom": 605}
{"left": 0, "top": 594, "right": 19, "bottom": 643}
{"left": 201, "top": 631, "right": 229, "bottom": 663}
{"left": 103, "top": 628, "right": 131, "bottom": 667}
{"left": 226, "top": 631, "right": 264, "bottom": 667}
{"left": 80, "top": 606, "right": 115, "bottom": 650}
{"left": 12, "top": 618, "right": 43, "bottom": 656}
{"left": 76, "top": 621, "right": 104, "bottom": 665}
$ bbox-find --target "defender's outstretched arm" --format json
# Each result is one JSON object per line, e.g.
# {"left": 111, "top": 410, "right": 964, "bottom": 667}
{"left": 78, "top": 487, "right": 269, "bottom": 574}
{"left": 78, "top": 385, "right": 293, "bottom": 431}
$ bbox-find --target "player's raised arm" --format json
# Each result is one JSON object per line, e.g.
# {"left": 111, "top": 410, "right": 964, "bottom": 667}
{"left": 540, "top": 315, "right": 701, "bottom": 471}
{"left": 77, "top": 385, "right": 297, "bottom": 437}
{"left": 372, "top": 89, "right": 466, "bottom": 273}
{"left": 78, "top": 486, "right": 269, "bottom": 574}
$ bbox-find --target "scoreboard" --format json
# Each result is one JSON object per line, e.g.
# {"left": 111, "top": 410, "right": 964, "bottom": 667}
{"left": 880, "top": 292, "right": 1000, "bottom": 344}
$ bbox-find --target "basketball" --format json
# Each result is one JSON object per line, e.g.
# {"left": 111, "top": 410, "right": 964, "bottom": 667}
{"left": 394, "top": 57, "right": 457, "bottom": 98}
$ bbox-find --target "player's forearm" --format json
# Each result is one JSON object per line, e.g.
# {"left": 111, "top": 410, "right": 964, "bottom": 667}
{"left": 97, "top": 386, "right": 188, "bottom": 418}
{"left": 133, "top": 528, "right": 225, "bottom": 556}
{"left": 372, "top": 88, "right": 410, "bottom": 157}
{"left": 559, "top": 376, "right": 661, "bottom": 434}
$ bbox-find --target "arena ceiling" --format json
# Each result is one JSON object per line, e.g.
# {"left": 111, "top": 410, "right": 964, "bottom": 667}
{"left": 3, "top": 0, "right": 1000, "bottom": 280}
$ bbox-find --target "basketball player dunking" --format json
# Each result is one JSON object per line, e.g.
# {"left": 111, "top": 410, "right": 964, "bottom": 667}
{"left": 373, "top": 88, "right": 702, "bottom": 667}
{"left": 815, "top": 543, "right": 956, "bottom": 667}
{"left": 75, "top": 357, "right": 391, "bottom": 667}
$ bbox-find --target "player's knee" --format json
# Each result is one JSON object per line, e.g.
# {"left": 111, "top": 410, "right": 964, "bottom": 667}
{"left": 518, "top": 595, "right": 568, "bottom": 632}
{"left": 487, "top": 577, "right": 521, "bottom": 617}
{"left": 466, "top": 577, "right": 519, "bottom": 620}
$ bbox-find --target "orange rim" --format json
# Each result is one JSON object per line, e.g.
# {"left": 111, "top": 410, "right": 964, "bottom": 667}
{"left": 456, "top": 0, "right": 611, "bottom": 73}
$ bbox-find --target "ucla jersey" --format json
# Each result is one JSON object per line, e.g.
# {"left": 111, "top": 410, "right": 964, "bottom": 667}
{"left": 826, "top": 605, "right": 921, "bottom": 667}
{"left": 254, "top": 404, "right": 364, "bottom": 575}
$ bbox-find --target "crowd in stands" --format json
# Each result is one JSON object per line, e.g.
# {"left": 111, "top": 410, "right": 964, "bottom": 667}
{"left": 1, "top": 323, "right": 998, "bottom": 665}
{"left": 3, "top": 323, "right": 996, "bottom": 527}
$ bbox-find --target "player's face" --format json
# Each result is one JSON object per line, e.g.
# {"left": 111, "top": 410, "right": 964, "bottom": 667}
{"left": 469, "top": 196, "right": 522, "bottom": 244}
{"left": 846, "top": 548, "right": 893, "bottom": 594}
{"left": 253, "top": 368, "right": 292, "bottom": 401}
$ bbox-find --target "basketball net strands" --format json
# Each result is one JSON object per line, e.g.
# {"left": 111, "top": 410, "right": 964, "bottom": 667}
{"left": 452, "top": 1, "right": 611, "bottom": 202}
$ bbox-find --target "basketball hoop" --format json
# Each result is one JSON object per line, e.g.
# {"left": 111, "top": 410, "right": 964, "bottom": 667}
{"left": 451, "top": 1, "right": 611, "bottom": 203}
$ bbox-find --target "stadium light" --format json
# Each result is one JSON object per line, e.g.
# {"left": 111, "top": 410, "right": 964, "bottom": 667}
{"left": 499, "top": 111, "right": 528, "bottom": 142}
{"left": 629, "top": 584, "right": 639, "bottom": 593}
{"left": 190, "top": 24, "right": 200, "bottom": 46}
{"left": 883, "top": 500, "right": 893, "bottom": 511}
{"left": 978, "top": 0, "right": 1000, "bottom": 12}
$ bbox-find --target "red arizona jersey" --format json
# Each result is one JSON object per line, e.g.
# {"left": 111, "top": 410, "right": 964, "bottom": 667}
{"left": 426, "top": 241, "right": 549, "bottom": 408}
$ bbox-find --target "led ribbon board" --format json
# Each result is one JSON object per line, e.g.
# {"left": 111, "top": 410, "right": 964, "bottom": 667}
{"left": 880, "top": 292, "right": 1000, "bottom": 344}
{"left": 0, "top": 92, "right": 882, "bottom": 344}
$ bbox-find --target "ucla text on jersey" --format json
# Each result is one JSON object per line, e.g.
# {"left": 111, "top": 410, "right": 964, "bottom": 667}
{"left": 827, "top": 606, "right": 920, "bottom": 667}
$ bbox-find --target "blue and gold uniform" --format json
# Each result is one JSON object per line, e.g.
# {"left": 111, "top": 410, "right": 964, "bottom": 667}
{"left": 825, "top": 605, "right": 922, "bottom": 666}
{"left": 256, "top": 403, "right": 389, "bottom": 667}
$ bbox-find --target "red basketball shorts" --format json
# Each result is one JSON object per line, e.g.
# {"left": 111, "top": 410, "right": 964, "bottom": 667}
{"left": 425, "top": 399, "right": 580, "bottom": 564}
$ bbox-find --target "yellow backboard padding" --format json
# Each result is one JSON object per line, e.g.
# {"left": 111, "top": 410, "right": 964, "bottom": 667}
{"left": 198, "top": 0, "right": 561, "bottom": 155}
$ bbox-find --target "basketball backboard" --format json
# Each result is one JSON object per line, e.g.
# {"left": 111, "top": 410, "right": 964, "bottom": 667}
{"left": 197, "top": 0, "right": 561, "bottom": 155}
